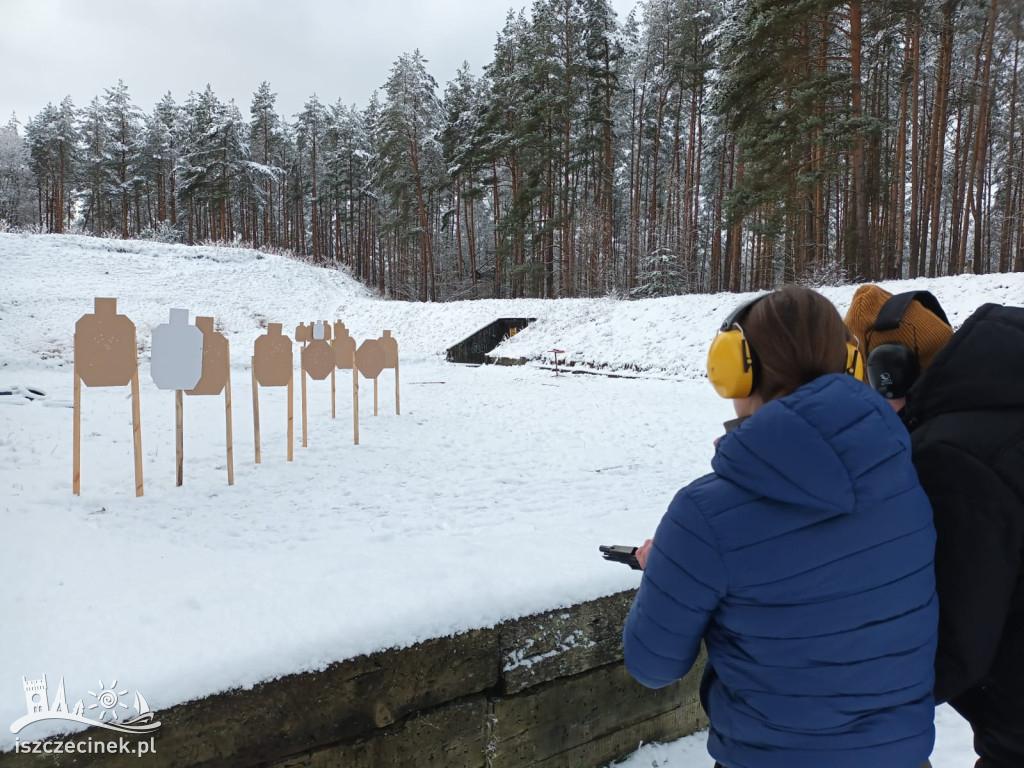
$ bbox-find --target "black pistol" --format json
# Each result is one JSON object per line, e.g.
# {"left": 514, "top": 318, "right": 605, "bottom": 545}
{"left": 599, "top": 544, "right": 641, "bottom": 570}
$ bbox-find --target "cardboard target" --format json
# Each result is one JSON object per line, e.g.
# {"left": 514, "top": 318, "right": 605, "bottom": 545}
{"left": 254, "top": 324, "right": 294, "bottom": 387}
{"left": 378, "top": 329, "right": 400, "bottom": 416}
{"left": 252, "top": 325, "right": 294, "bottom": 463}
{"left": 74, "top": 297, "right": 138, "bottom": 387}
{"left": 295, "top": 323, "right": 313, "bottom": 344}
{"left": 356, "top": 339, "right": 385, "bottom": 380}
{"left": 313, "top": 321, "right": 331, "bottom": 341}
{"left": 184, "top": 316, "right": 234, "bottom": 486}
{"left": 302, "top": 340, "right": 335, "bottom": 380}
{"left": 331, "top": 321, "right": 359, "bottom": 445}
{"left": 186, "top": 317, "right": 229, "bottom": 396}
{"left": 151, "top": 308, "right": 204, "bottom": 391}
{"left": 333, "top": 323, "right": 356, "bottom": 369}
{"left": 73, "top": 297, "right": 143, "bottom": 497}
{"left": 379, "top": 330, "right": 398, "bottom": 368}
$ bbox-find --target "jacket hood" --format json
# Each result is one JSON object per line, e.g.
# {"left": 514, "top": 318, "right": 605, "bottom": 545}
{"left": 907, "top": 303, "right": 1024, "bottom": 424}
{"left": 712, "top": 374, "right": 914, "bottom": 516}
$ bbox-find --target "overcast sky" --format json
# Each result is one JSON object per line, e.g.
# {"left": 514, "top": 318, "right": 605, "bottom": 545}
{"left": 2, "top": 0, "right": 641, "bottom": 128}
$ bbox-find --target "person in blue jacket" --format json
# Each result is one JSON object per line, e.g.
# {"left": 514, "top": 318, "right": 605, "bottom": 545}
{"left": 623, "top": 285, "right": 938, "bottom": 768}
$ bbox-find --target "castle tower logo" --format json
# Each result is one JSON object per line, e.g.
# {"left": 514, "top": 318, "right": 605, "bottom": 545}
{"left": 10, "top": 675, "right": 161, "bottom": 736}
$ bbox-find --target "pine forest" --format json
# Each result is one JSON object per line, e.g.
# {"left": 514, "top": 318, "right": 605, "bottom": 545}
{"left": 2, "top": 0, "right": 1023, "bottom": 300}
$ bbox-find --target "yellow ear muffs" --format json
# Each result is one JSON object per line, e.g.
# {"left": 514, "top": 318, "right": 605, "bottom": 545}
{"left": 846, "top": 343, "right": 865, "bottom": 381}
{"left": 707, "top": 327, "right": 756, "bottom": 399}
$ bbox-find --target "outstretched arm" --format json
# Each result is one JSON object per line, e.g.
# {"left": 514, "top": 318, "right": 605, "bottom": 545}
{"left": 623, "top": 491, "right": 727, "bottom": 689}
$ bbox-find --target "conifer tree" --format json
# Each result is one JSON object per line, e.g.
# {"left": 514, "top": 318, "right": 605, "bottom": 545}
{"left": 0, "top": 114, "right": 34, "bottom": 229}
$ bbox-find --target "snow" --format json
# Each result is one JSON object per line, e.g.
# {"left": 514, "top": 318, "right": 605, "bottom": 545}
{"left": 2, "top": 233, "right": 1018, "bottom": 763}
{"left": 614, "top": 705, "right": 976, "bottom": 768}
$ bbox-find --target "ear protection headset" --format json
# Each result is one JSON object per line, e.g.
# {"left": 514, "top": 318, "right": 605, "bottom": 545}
{"left": 707, "top": 294, "right": 866, "bottom": 400}
{"left": 864, "top": 290, "right": 949, "bottom": 400}
{"left": 707, "top": 296, "right": 765, "bottom": 399}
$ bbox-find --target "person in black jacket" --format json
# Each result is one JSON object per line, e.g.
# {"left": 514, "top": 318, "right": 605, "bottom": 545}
{"left": 846, "top": 286, "right": 1024, "bottom": 768}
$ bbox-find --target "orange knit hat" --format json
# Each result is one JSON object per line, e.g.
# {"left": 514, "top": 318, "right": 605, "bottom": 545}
{"left": 844, "top": 285, "right": 953, "bottom": 373}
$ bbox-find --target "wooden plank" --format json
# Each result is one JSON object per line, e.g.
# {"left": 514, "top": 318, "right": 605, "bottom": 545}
{"left": 24, "top": 629, "right": 499, "bottom": 768}
{"left": 175, "top": 389, "right": 184, "bottom": 486}
{"left": 499, "top": 590, "right": 636, "bottom": 694}
{"left": 287, "top": 373, "right": 293, "bottom": 461}
{"left": 73, "top": 366, "right": 81, "bottom": 495}
{"left": 352, "top": 362, "right": 359, "bottom": 445}
{"left": 267, "top": 699, "right": 488, "bottom": 768}
{"left": 489, "top": 657, "right": 705, "bottom": 768}
{"left": 527, "top": 702, "right": 708, "bottom": 768}
{"left": 224, "top": 352, "right": 234, "bottom": 485}
{"left": 251, "top": 357, "right": 261, "bottom": 464}
{"left": 130, "top": 362, "right": 144, "bottom": 497}
{"left": 301, "top": 367, "right": 308, "bottom": 448}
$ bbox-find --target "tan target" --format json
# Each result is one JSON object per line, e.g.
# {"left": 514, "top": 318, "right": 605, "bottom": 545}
{"left": 380, "top": 330, "right": 398, "bottom": 368}
{"left": 187, "top": 317, "right": 229, "bottom": 396}
{"left": 185, "top": 316, "right": 234, "bottom": 486}
{"left": 254, "top": 324, "right": 294, "bottom": 387}
{"left": 302, "top": 340, "right": 335, "bottom": 380}
{"left": 356, "top": 339, "right": 386, "bottom": 380}
{"left": 74, "top": 297, "right": 137, "bottom": 387}
{"left": 333, "top": 321, "right": 359, "bottom": 445}
{"left": 72, "top": 298, "right": 143, "bottom": 497}
{"left": 334, "top": 323, "right": 356, "bottom": 369}
{"left": 251, "top": 323, "right": 294, "bottom": 463}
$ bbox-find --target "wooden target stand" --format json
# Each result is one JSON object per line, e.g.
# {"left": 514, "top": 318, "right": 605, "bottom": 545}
{"left": 73, "top": 298, "right": 144, "bottom": 497}
{"left": 251, "top": 323, "right": 294, "bottom": 463}
{"left": 151, "top": 308, "right": 205, "bottom": 487}
{"left": 334, "top": 321, "right": 359, "bottom": 445}
{"left": 355, "top": 330, "right": 401, "bottom": 420}
{"left": 184, "top": 317, "right": 234, "bottom": 486}
{"left": 380, "top": 330, "right": 400, "bottom": 416}
{"left": 297, "top": 321, "right": 336, "bottom": 447}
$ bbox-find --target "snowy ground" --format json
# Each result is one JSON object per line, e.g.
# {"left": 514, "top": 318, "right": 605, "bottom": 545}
{"left": 2, "top": 233, "right": 1016, "bottom": 763}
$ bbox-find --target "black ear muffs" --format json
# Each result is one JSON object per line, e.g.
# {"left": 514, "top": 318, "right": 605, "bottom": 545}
{"left": 866, "top": 343, "right": 920, "bottom": 399}
{"left": 864, "top": 290, "right": 946, "bottom": 399}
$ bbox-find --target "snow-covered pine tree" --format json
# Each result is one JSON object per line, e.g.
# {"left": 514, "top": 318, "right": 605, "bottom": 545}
{"left": 0, "top": 114, "right": 35, "bottom": 230}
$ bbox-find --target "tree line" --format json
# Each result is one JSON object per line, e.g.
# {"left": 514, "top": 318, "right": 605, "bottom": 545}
{"left": 1, "top": 0, "right": 1022, "bottom": 300}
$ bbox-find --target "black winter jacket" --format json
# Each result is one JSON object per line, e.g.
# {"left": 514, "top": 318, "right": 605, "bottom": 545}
{"left": 904, "top": 303, "right": 1024, "bottom": 767}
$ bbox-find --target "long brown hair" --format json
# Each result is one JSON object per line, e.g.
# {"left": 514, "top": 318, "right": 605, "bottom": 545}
{"left": 743, "top": 285, "right": 849, "bottom": 402}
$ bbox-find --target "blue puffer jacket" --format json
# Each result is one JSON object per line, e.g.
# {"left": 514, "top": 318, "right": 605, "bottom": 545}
{"left": 623, "top": 374, "right": 938, "bottom": 768}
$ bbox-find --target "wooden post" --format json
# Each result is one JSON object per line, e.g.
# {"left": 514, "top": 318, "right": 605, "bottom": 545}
{"left": 225, "top": 355, "right": 234, "bottom": 486}
{"left": 175, "top": 389, "right": 184, "bottom": 487}
{"left": 301, "top": 367, "right": 308, "bottom": 448}
{"left": 287, "top": 373, "right": 294, "bottom": 461}
{"left": 331, "top": 368, "right": 336, "bottom": 419}
{"left": 551, "top": 349, "right": 565, "bottom": 376}
{"left": 252, "top": 356, "right": 261, "bottom": 464}
{"left": 373, "top": 377, "right": 379, "bottom": 416}
{"left": 130, "top": 362, "right": 144, "bottom": 498}
{"left": 73, "top": 365, "right": 81, "bottom": 495}
{"left": 352, "top": 360, "right": 359, "bottom": 446}
{"left": 395, "top": 359, "right": 401, "bottom": 416}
